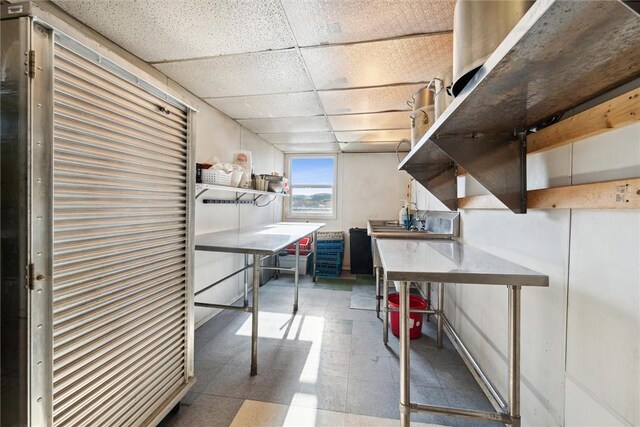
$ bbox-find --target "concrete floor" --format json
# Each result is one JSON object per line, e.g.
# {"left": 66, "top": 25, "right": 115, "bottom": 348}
{"left": 162, "top": 275, "right": 501, "bottom": 426}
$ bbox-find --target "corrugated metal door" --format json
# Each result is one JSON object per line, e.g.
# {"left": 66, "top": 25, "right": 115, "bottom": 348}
{"left": 51, "top": 37, "right": 191, "bottom": 426}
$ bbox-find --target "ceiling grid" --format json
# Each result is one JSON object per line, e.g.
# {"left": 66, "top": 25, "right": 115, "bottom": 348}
{"left": 52, "top": 0, "right": 456, "bottom": 153}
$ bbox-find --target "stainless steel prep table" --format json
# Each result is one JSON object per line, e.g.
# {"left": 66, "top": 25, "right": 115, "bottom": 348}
{"left": 195, "top": 222, "right": 324, "bottom": 375}
{"left": 377, "top": 239, "right": 548, "bottom": 427}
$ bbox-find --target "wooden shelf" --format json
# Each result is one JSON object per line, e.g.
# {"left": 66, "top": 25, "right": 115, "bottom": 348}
{"left": 195, "top": 183, "right": 289, "bottom": 200}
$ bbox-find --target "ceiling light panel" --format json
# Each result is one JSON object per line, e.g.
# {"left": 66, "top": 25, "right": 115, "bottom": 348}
{"left": 301, "top": 34, "right": 453, "bottom": 90}
{"left": 239, "top": 117, "right": 331, "bottom": 133}
{"left": 329, "top": 111, "right": 411, "bottom": 131}
{"left": 275, "top": 143, "right": 341, "bottom": 153}
{"left": 259, "top": 132, "right": 336, "bottom": 144}
{"left": 281, "top": 0, "right": 455, "bottom": 46}
{"left": 154, "top": 50, "right": 313, "bottom": 97}
{"left": 319, "top": 84, "right": 424, "bottom": 114}
{"left": 335, "top": 130, "right": 411, "bottom": 143}
{"left": 53, "top": 0, "right": 295, "bottom": 62}
{"left": 340, "top": 142, "right": 410, "bottom": 153}
{"left": 206, "top": 92, "right": 323, "bottom": 119}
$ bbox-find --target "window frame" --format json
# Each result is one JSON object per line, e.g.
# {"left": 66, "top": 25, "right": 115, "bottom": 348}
{"left": 284, "top": 154, "right": 338, "bottom": 220}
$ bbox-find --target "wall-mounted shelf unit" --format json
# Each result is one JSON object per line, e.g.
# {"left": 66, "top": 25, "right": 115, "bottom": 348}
{"left": 399, "top": 0, "right": 640, "bottom": 213}
{"left": 195, "top": 183, "right": 289, "bottom": 204}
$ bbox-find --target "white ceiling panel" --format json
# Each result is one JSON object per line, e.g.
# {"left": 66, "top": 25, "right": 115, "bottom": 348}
{"left": 154, "top": 50, "right": 313, "bottom": 97}
{"left": 206, "top": 92, "right": 323, "bottom": 119}
{"left": 259, "top": 132, "right": 336, "bottom": 144}
{"left": 335, "top": 130, "right": 411, "bottom": 143}
{"left": 53, "top": 0, "right": 295, "bottom": 62}
{"left": 301, "top": 34, "right": 453, "bottom": 90}
{"left": 281, "top": 0, "right": 455, "bottom": 46}
{"left": 329, "top": 111, "right": 411, "bottom": 131}
{"left": 319, "top": 84, "right": 424, "bottom": 114}
{"left": 239, "top": 116, "right": 331, "bottom": 133}
{"left": 275, "top": 143, "right": 341, "bottom": 153}
{"left": 340, "top": 142, "right": 410, "bottom": 153}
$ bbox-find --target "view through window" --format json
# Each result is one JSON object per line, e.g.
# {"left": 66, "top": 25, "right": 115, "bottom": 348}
{"left": 288, "top": 156, "right": 336, "bottom": 217}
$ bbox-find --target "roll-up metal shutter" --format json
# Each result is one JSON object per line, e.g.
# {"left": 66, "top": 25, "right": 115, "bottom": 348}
{"left": 51, "top": 38, "right": 190, "bottom": 426}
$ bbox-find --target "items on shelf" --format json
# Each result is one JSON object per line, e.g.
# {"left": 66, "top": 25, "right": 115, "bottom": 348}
{"left": 315, "top": 231, "right": 345, "bottom": 277}
{"left": 233, "top": 150, "right": 252, "bottom": 188}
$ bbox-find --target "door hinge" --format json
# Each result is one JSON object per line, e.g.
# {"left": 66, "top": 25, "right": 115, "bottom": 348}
{"left": 26, "top": 263, "right": 34, "bottom": 290}
{"left": 28, "top": 50, "right": 36, "bottom": 78}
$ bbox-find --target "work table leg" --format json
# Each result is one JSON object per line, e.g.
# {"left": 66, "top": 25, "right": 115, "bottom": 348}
{"left": 251, "top": 253, "right": 260, "bottom": 376}
{"left": 312, "top": 231, "right": 318, "bottom": 282}
{"left": 508, "top": 285, "right": 521, "bottom": 427}
{"left": 383, "top": 275, "right": 389, "bottom": 344}
{"left": 294, "top": 241, "right": 300, "bottom": 312}
{"left": 243, "top": 254, "right": 249, "bottom": 307}
{"left": 375, "top": 267, "right": 381, "bottom": 318}
{"left": 399, "top": 281, "right": 411, "bottom": 427}
{"left": 437, "top": 282, "right": 444, "bottom": 349}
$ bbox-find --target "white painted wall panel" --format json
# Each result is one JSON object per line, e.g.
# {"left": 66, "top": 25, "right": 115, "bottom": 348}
{"left": 572, "top": 124, "right": 640, "bottom": 185}
{"left": 565, "top": 377, "right": 631, "bottom": 427}
{"left": 460, "top": 209, "right": 570, "bottom": 425}
{"left": 566, "top": 210, "right": 640, "bottom": 426}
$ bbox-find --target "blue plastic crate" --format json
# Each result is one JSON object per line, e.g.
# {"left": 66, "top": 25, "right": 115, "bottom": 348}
{"left": 316, "top": 253, "right": 342, "bottom": 264}
{"left": 316, "top": 264, "right": 342, "bottom": 277}
{"left": 317, "top": 241, "right": 344, "bottom": 252}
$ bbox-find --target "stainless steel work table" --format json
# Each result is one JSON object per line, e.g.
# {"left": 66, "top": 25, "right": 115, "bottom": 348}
{"left": 377, "top": 239, "right": 548, "bottom": 427}
{"left": 195, "top": 222, "right": 324, "bottom": 375}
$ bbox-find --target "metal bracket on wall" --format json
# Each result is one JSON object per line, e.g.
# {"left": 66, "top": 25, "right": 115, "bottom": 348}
{"left": 202, "top": 199, "right": 255, "bottom": 205}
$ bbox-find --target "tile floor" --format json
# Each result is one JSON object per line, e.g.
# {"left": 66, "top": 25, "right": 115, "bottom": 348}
{"left": 162, "top": 275, "right": 502, "bottom": 427}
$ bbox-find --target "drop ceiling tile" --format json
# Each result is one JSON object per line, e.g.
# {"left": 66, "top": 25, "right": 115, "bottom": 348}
{"left": 259, "top": 132, "right": 336, "bottom": 144}
{"left": 340, "top": 142, "right": 410, "bottom": 153}
{"left": 301, "top": 33, "right": 453, "bottom": 90}
{"left": 206, "top": 92, "right": 323, "bottom": 119}
{"left": 319, "top": 84, "right": 424, "bottom": 114}
{"left": 329, "top": 111, "right": 411, "bottom": 131}
{"left": 335, "top": 130, "right": 410, "bottom": 143}
{"left": 281, "top": 0, "right": 455, "bottom": 46}
{"left": 154, "top": 50, "right": 313, "bottom": 97}
{"left": 239, "top": 116, "right": 330, "bottom": 133}
{"left": 53, "top": 0, "right": 295, "bottom": 62}
{"left": 275, "top": 143, "right": 341, "bottom": 153}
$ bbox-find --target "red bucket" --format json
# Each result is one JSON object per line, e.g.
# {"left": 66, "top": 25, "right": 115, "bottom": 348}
{"left": 388, "top": 293, "right": 428, "bottom": 339}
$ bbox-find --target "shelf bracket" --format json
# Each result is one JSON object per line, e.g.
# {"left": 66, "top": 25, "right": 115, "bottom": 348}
{"left": 433, "top": 132, "right": 527, "bottom": 213}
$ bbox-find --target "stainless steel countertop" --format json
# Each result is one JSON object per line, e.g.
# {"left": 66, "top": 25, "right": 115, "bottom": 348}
{"left": 195, "top": 222, "right": 325, "bottom": 255}
{"left": 377, "top": 239, "right": 548, "bottom": 286}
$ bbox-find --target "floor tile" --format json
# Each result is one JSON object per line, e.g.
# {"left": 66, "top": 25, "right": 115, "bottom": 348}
{"left": 348, "top": 353, "right": 394, "bottom": 382}
{"left": 295, "top": 374, "right": 348, "bottom": 412}
{"left": 248, "top": 368, "right": 302, "bottom": 405}
{"left": 162, "top": 393, "right": 243, "bottom": 427}
{"left": 230, "top": 400, "right": 289, "bottom": 427}
{"left": 201, "top": 363, "right": 258, "bottom": 399}
{"left": 345, "top": 377, "right": 401, "bottom": 419}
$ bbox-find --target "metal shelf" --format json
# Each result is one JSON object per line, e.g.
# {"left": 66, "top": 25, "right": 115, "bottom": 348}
{"left": 195, "top": 183, "right": 289, "bottom": 202}
{"left": 399, "top": 0, "right": 640, "bottom": 213}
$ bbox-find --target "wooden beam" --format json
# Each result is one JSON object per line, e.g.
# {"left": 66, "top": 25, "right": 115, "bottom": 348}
{"left": 528, "top": 88, "right": 640, "bottom": 153}
{"left": 457, "top": 87, "right": 639, "bottom": 176}
{"left": 458, "top": 178, "right": 640, "bottom": 210}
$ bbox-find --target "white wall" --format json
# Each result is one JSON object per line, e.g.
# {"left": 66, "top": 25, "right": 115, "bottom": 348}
{"left": 440, "top": 123, "right": 640, "bottom": 426}
{"left": 285, "top": 153, "right": 410, "bottom": 268}
{"left": 193, "top": 110, "right": 285, "bottom": 327}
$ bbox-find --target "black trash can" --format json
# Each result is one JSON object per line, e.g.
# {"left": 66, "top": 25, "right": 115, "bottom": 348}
{"left": 349, "top": 227, "right": 373, "bottom": 274}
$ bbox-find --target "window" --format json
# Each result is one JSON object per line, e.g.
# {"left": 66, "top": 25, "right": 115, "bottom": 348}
{"left": 286, "top": 155, "right": 337, "bottom": 219}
